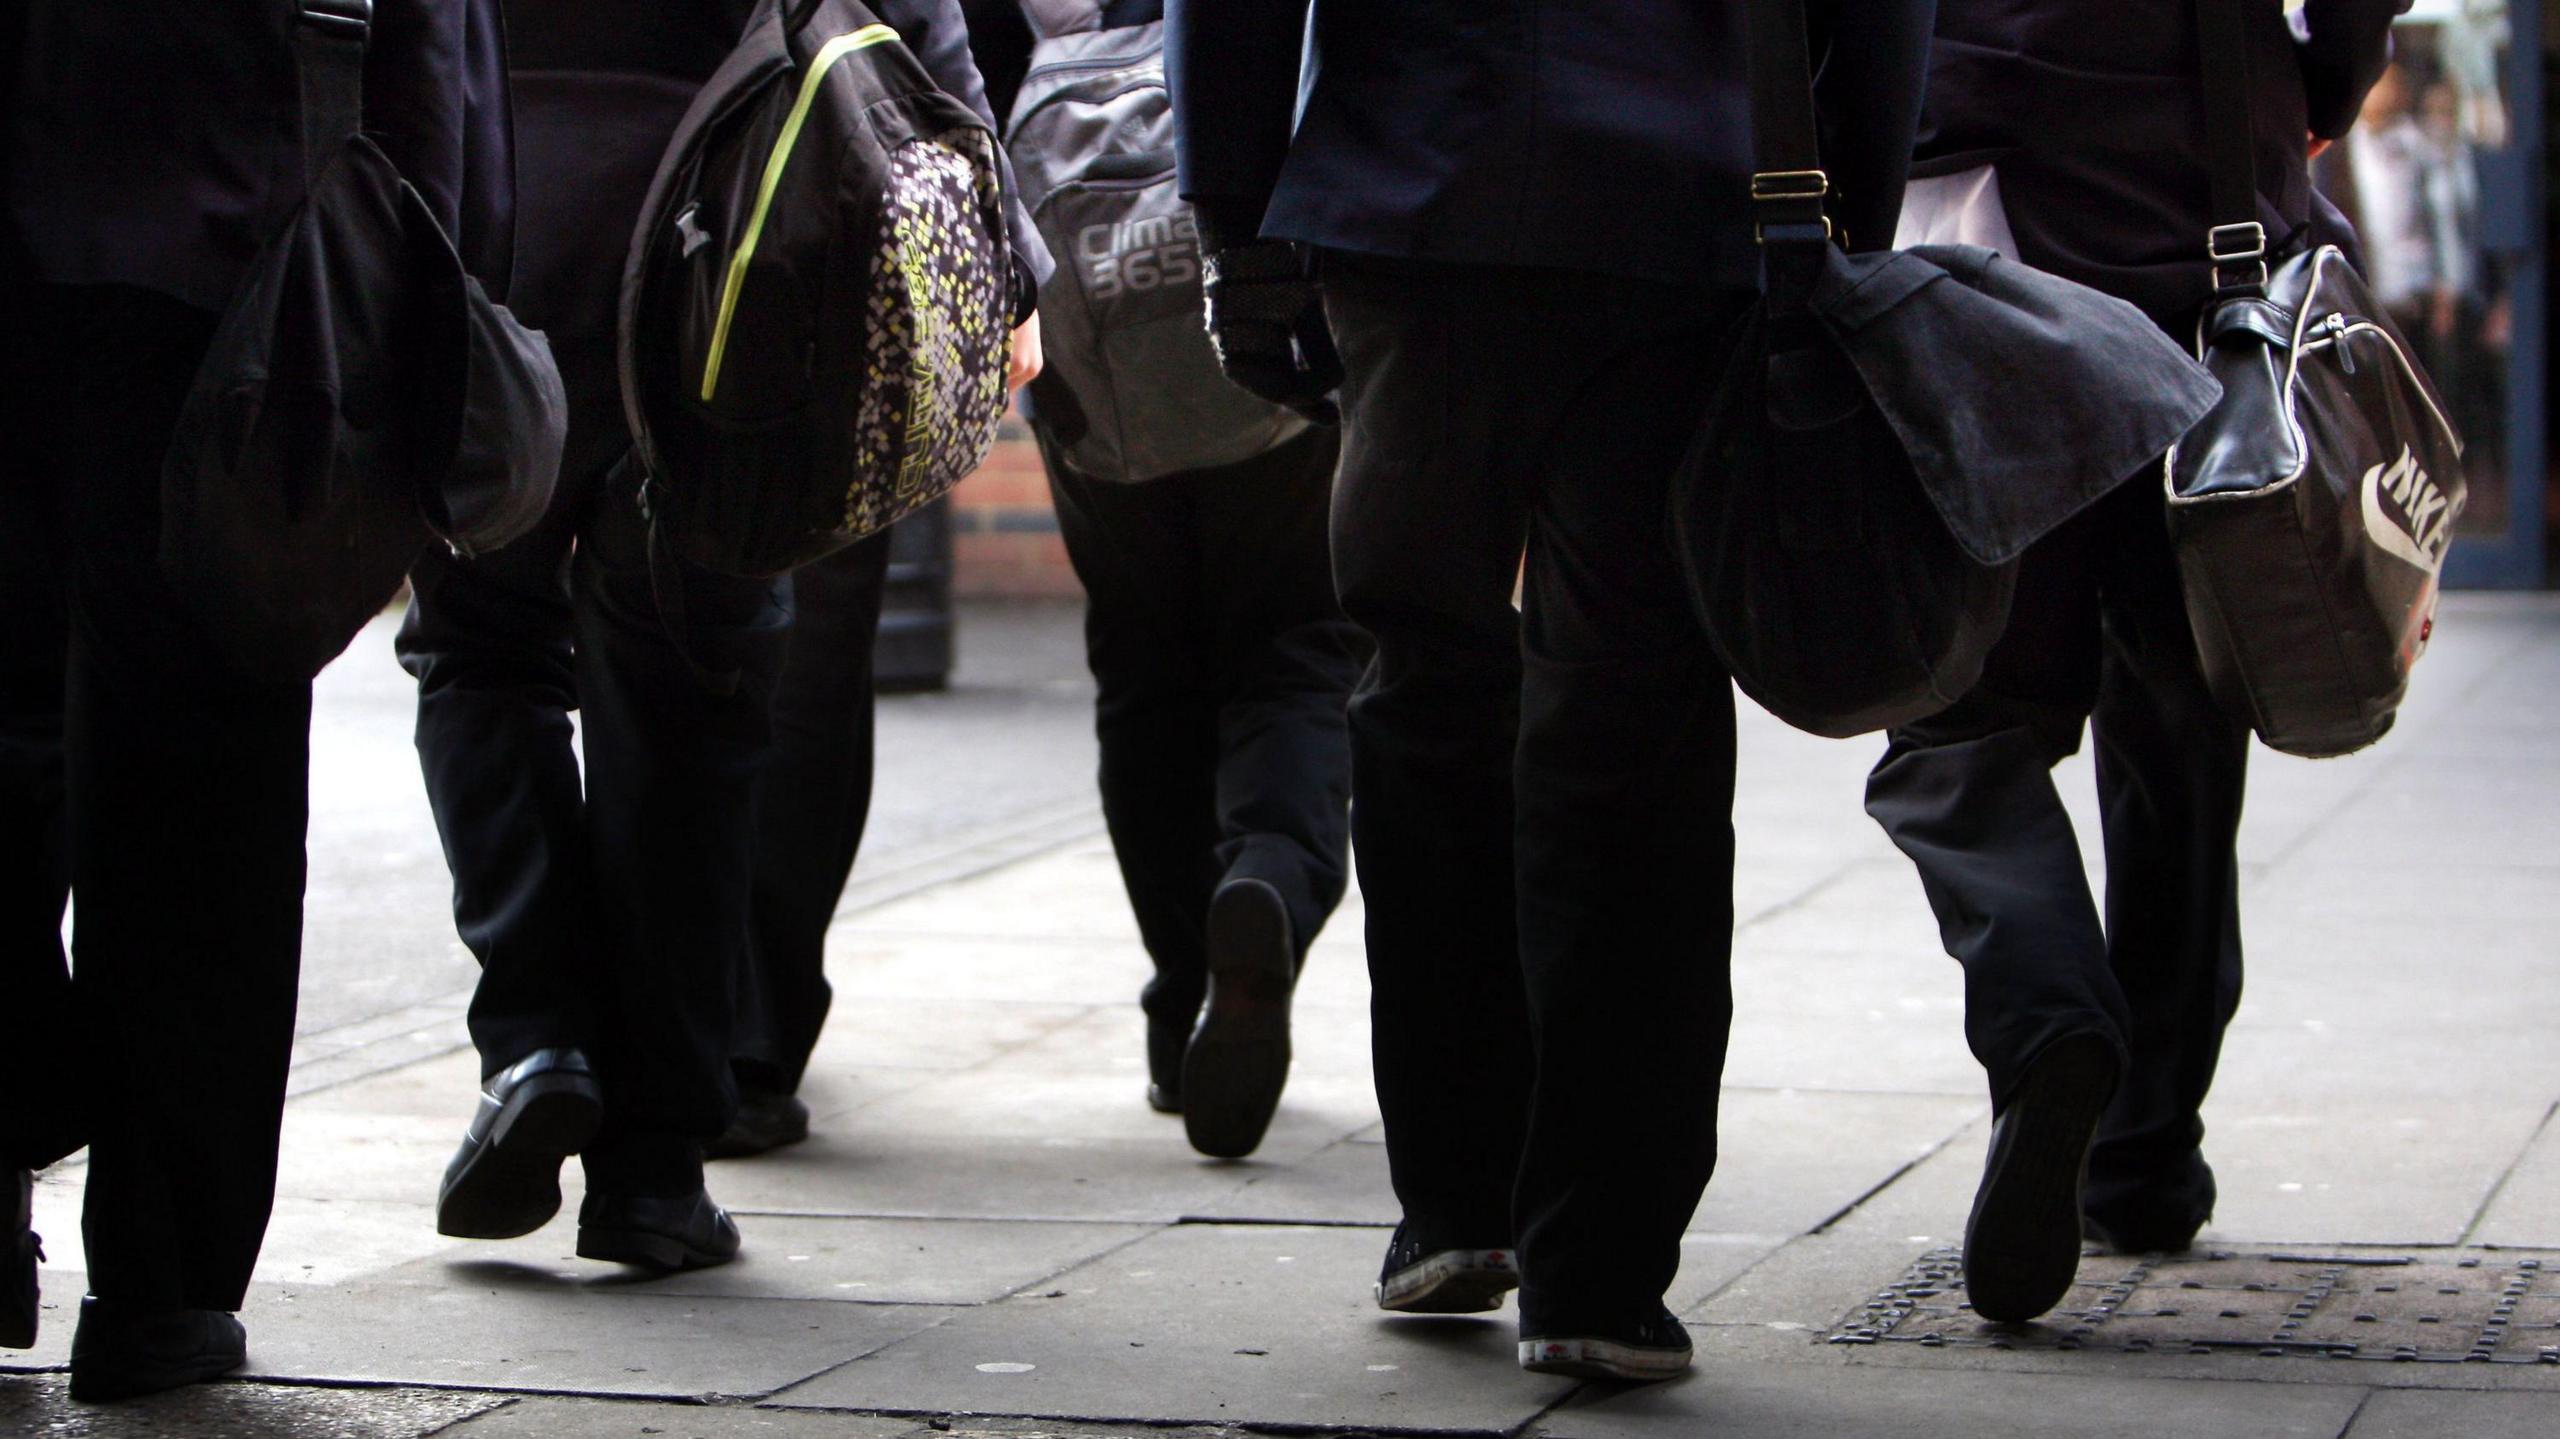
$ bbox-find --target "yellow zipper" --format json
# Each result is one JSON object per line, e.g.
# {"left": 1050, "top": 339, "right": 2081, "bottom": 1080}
{"left": 700, "top": 24, "right": 903, "bottom": 402}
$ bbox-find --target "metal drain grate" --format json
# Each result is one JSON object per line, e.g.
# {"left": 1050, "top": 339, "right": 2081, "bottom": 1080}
{"left": 1830, "top": 1247, "right": 2560, "bottom": 1365}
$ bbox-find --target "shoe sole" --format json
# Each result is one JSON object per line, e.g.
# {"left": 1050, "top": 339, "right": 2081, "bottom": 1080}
{"left": 1518, "top": 1334, "right": 1694, "bottom": 1382}
{"left": 68, "top": 1347, "right": 247, "bottom": 1403}
{"left": 706, "top": 1110, "right": 811, "bottom": 1162}
{"left": 1375, "top": 1248, "right": 1520, "bottom": 1314}
{"left": 574, "top": 1225, "right": 738, "bottom": 1272}
{"left": 1964, "top": 1033, "right": 2121, "bottom": 1323}
{"left": 1182, "top": 881, "right": 1294, "bottom": 1160}
{"left": 436, "top": 1075, "right": 604, "bottom": 1240}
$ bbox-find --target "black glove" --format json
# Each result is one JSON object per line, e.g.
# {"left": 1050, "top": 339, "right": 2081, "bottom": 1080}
{"left": 1200, "top": 238, "right": 1342, "bottom": 426}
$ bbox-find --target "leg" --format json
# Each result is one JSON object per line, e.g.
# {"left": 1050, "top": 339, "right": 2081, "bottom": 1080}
{"left": 574, "top": 468, "right": 792, "bottom": 1213}
{"left": 58, "top": 287, "right": 308, "bottom": 1327}
{"left": 1504, "top": 275, "right": 1743, "bottom": 1351}
{"left": 2083, "top": 482, "right": 2249, "bottom": 1247}
{"left": 736, "top": 529, "right": 894, "bottom": 1101}
{"left": 1043, "top": 435, "right": 1224, "bottom": 1101}
{"left": 397, "top": 492, "right": 597, "bottom": 1075}
{"left": 1325, "top": 260, "right": 1537, "bottom": 1252}
{"left": 1192, "top": 426, "right": 1363, "bottom": 958}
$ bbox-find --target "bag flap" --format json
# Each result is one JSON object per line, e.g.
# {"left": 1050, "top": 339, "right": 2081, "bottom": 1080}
{"left": 1808, "top": 243, "right": 2224, "bottom": 565}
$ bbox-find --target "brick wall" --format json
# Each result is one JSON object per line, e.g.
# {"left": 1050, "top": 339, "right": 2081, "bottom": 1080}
{"left": 950, "top": 417, "right": 1081, "bottom": 599}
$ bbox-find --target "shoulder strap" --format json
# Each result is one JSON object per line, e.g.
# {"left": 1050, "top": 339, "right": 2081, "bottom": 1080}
{"left": 295, "top": 0, "right": 370, "bottom": 189}
{"left": 1022, "top": 0, "right": 1107, "bottom": 41}
{"left": 2193, "top": 0, "right": 2268, "bottom": 295}
{"left": 1744, "top": 0, "right": 1829, "bottom": 245}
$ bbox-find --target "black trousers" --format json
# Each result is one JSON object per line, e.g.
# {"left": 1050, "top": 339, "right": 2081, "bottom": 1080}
{"left": 1040, "top": 425, "right": 1361, "bottom": 1047}
{"left": 0, "top": 283, "right": 311, "bottom": 1313}
{"left": 1323, "top": 257, "right": 1751, "bottom": 1330}
{"left": 734, "top": 531, "right": 893, "bottom": 1097}
{"left": 1864, "top": 477, "right": 2247, "bottom": 1236}
{"left": 395, "top": 70, "right": 790, "bottom": 1192}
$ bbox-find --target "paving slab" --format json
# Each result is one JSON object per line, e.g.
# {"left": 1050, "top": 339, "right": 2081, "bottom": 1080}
{"left": 0, "top": 1373, "right": 507, "bottom": 1438}
{"left": 799, "top": 998, "right": 1103, "bottom": 1074}
{"left": 2343, "top": 1388, "right": 2560, "bottom": 1438}
{"left": 769, "top": 1223, "right": 1574, "bottom": 1430}
{"left": 1541, "top": 1363, "right": 2369, "bottom": 1439}
{"left": 1688, "top": 1089, "right": 1984, "bottom": 1238}
{"left": 423, "top": 1215, "right": 1153, "bottom": 1307}
{"left": 849, "top": 1064, "right": 1376, "bottom": 1155}
{"left": 2470, "top": 1109, "right": 2560, "bottom": 1248}
{"left": 221, "top": 1277, "right": 944, "bottom": 1400}
{"left": 442, "top": 1396, "right": 925, "bottom": 1438}
{"left": 2198, "top": 1098, "right": 2552, "bottom": 1246}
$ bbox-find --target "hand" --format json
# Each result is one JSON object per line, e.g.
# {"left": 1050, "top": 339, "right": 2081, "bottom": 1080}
{"left": 2309, "top": 133, "right": 2334, "bottom": 162}
{"left": 1008, "top": 315, "right": 1044, "bottom": 390}
{"left": 1200, "top": 239, "right": 1342, "bottom": 425}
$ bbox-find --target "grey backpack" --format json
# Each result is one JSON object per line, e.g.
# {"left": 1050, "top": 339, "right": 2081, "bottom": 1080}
{"left": 1004, "top": 1, "right": 1306, "bottom": 483}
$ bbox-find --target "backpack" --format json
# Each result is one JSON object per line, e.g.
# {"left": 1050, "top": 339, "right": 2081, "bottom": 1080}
{"left": 620, "top": 0, "right": 1016, "bottom": 578}
{"left": 1004, "top": 1, "right": 1307, "bottom": 483}
{"left": 160, "top": 0, "right": 565, "bottom": 684}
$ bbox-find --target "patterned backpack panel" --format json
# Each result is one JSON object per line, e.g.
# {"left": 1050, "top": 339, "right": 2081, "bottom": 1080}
{"left": 622, "top": 0, "right": 1013, "bottom": 579}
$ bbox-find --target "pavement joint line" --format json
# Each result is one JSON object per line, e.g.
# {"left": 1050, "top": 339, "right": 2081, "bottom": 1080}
{"left": 2456, "top": 1096, "right": 2560, "bottom": 1247}
{"left": 1804, "top": 1108, "right": 1987, "bottom": 1238}
{"left": 833, "top": 800, "right": 1109, "bottom": 920}
{"left": 2328, "top": 1388, "right": 2380, "bottom": 1439}
{"left": 755, "top": 1393, "right": 1530, "bottom": 1439}
{"left": 1731, "top": 859, "right": 1867, "bottom": 936}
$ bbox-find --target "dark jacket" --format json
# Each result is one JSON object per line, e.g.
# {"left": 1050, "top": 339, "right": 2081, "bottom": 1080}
{"left": 6, "top": 0, "right": 512, "bottom": 311}
{"left": 1166, "top": 0, "right": 1931, "bottom": 289}
{"left": 1915, "top": 0, "right": 2406, "bottom": 320}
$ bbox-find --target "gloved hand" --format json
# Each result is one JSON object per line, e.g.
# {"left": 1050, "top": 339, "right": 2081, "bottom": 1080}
{"left": 1200, "top": 238, "right": 1342, "bottom": 426}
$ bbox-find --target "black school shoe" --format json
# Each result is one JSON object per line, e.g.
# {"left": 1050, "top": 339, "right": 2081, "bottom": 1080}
{"left": 67, "top": 1297, "right": 247, "bottom": 1403}
{"left": 576, "top": 1188, "right": 742, "bottom": 1272}
{"left": 1373, "top": 1223, "right": 1519, "bottom": 1314}
{"left": 1519, "top": 1305, "right": 1694, "bottom": 1382}
{"left": 437, "top": 1047, "right": 605, "bottom": 1240}
{"left": 5, "top": 1168, "right": 38, "bottom": 1350}
{"left": 1181, "top": 878, "right": 1296, "bottom": 1159}
{"left": 1145, "top": 1017, "right": 1188, "bottom": 1116}
{"left": 707, "top": 1087, "right": 811, "bottom": 1160}
{"left": 1963, "top": 1031, "right": 2123, "bottom": 1323}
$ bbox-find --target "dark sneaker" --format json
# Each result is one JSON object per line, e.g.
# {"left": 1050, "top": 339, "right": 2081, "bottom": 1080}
{"left": 707, "top": 1087, "right": 811, "bottom": 1160}
{"left": 437, "top": 1047, "right": 605, "bottom": 1240}
{"left": 576, "top": 1188, "right": 742, "bottom": 1272}
{"left": 1519, "top": 1305, "right": 1694, "bottom": 1381}
{"left": 5, "top": 1168, "right": 39, "bottom": 1349}
{"left": 67, "top": 1297, "right": 247, "bottom": 1403}
{"left": 1145, "top": 1017, "right": 1187, "bottom": 1115}
{"left": 2082, "top": 1210, "right": 2204, "bottom": 1256}
{"left": 1374, "top": 1224, "right": 1518, "bottom": 1314}
{"left": 1964, "top": 1031, "right": 2122, "bottom": 1323}
{"left": 2084, "top": 1150, "right": 2216, "bottom": 1256}
{"left": 1181, "top": 878, "right": 1295, "bottom": 1159}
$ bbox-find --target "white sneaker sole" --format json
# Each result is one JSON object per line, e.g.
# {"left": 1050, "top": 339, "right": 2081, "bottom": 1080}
{"left": 1518, "top": 1332, "right": 1694, "bottom": 1381}
{"left": 1373, "top": 1248, "right": 1519, "bottom": 1313}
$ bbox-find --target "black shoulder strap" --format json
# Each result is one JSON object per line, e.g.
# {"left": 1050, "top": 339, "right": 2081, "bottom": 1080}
{"left": 295, "top": 0, "right": 370, "bottom": 189}
{"left": 2193, "top": 0, "right": 2268, "bottom": 295}
{"left": 1743, "top": 0, "right": 1831, "bottom": 248}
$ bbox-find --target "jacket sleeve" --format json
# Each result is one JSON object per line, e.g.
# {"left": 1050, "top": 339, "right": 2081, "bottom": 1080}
{"left": 1165, "top": 0, "right": 1312, "bottom": 241}
{"left": 875, "top": 0, "right": 1056, "bottom": 309}
{"left": 1807, "top": 0, "right": 1932, "bottom": 254}
{"left": 2299, "top": 0, "right": 2409, "bottom": 140}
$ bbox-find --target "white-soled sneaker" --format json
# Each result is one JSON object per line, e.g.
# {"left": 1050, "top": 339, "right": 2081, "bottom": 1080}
{"left": 1374, "top": 1224, "right": 1519, "bottom": 1314}
{"left": 1519, "top": 1306, "right": 1694, "bottom": 1381}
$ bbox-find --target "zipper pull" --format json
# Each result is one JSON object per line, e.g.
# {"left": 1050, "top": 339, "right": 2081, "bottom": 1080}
{"left": 2322, "top": 314, "right": 2355, "bottom": 373}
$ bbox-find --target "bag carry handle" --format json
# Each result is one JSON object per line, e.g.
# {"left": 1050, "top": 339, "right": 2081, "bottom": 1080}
{"left": 2193, "top": 0, "right": 2269, "bottom": 296}
{"left": 295, "top": 0, "right": 370, "bottom": 190}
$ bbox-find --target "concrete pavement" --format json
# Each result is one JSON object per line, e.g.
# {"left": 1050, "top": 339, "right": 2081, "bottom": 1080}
{"left": 5, "top": 594, "right": 2558, "bottom": 1438}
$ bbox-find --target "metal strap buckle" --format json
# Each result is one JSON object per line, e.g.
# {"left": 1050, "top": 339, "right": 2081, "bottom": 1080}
{"left": 299, "top": 0, "right": 372, "bottom": 36}
{"left": 2208, "top": 222, "right": 2269, "bottom": 293}
{"left": 1752, "top": 169, "right": 1833, "bottom": 246}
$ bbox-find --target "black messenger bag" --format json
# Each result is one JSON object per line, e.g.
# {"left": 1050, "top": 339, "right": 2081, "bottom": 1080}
{"left": 160, "top": 0, "right": 565, "bottom": 684}
{"left": 1674, "top": 0, "right": 2224, "bottom": 738}
{"left": 2164, "top": 0, "right": 2467, "bottom": 758}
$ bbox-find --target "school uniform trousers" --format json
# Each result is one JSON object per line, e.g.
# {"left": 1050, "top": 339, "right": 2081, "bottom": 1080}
{"left": 395, "top": 69, "right": 791, "bottom": 1193}
{"left": 1864, "top": 0, "right": 2403, "bottom": 1237}
{"left": 2, "top": 0, "right": 504, "bottom": 1308}
{"left": 1037, "top": 423, "right": 1362, "bottom": 1056}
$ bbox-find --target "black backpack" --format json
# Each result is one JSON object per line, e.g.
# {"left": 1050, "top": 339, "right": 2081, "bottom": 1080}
{"left": 620, "top": 0, "right": 1017, "bottom": 578}
{"left": 1003, "top": 1, "right": 1307, "bottom": 482}
{"left": 159, "top": 0, "right": 565, "bottom": 683}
